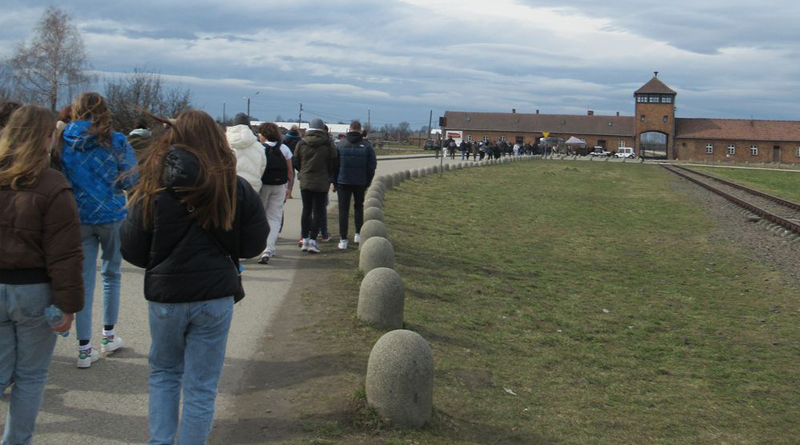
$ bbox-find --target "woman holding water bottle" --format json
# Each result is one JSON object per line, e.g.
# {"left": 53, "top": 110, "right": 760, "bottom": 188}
{"left": 0, "top": 105, "right": 84, "bottom": 444}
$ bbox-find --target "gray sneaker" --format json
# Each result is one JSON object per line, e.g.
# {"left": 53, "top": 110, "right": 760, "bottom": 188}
{"left": 307, "top": 240, "right": 321, "bottom": 254}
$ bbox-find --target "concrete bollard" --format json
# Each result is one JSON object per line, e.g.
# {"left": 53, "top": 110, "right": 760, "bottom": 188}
{"left": 382, "top": 174, "right": 395, "bottom": 189}
{"left": 393, "top": 171, "right": 404, "bottom": 184}
{"left": 369, "top": 181, "right": 386, "bottom": 194}
{"left": 445, "top": 163, "right": 451, "bottom": 171}
{"left": 364, "top": 197, "right": 383, "bottom": 210}
{"left": 359, "top": 219, "right": 388, "bottom": 246}
{"left": 366, "top": 189, "right": 384, "bottom": 203}
{"left": 358, "top": 268, "right": 404, "bottom": 329}
{"left": 364, "top": 206, "right": 385, "bottom": 223}
{"left": 359, "top": 236, "right": 395, "bottom": 274}
{"left": 366, "top": 329, "right": 433, "bottom": 428}
{"left": 404, "top": 170, "right": 411, "bottom": 180}
{"left": 411, "top": 169, "right": 420, "bottom": 178}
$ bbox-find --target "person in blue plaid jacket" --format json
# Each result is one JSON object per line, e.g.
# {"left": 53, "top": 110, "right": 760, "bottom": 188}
{"left": 59, "top": 92, "right": 138, "bottom": 368}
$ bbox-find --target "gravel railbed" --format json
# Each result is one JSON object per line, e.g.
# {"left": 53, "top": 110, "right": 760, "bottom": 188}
{"left": 675, "top": 167, "right": 800, "bottom": 222}
{"left": 668, "top": 173, "right": 800, "bottom": 288}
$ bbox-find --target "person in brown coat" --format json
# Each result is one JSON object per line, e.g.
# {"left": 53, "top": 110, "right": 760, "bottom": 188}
{"left": 0, "top": 105, "right": 84, "bottom": 445}
{"left": 293, "top": 118, "right": 338, "bottom": 253}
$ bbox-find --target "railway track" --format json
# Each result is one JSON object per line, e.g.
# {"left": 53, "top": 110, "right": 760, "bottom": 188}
{"left": 662, "top": 164, "right": 800, "bottom": 235}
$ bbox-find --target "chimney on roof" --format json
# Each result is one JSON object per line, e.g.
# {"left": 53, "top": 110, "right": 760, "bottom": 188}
{"left": 587, "top": 110, "right": 594, "bottom": 116}
{"left": 512, "top": 108, "right": 516, "bottom": 114}
{"left": 616, "top": 111, "right": 620, "bottom": 116}
{"left": 536, "top": 109, "right": 539, "bottom": 114}
{"left": 654, "top": 71, "right": 659, "bottom": 77}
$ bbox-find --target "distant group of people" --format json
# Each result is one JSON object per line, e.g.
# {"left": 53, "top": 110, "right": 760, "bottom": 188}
{"left": 437, "top": 137, "right": 539, "bottom": 161}
{"left": 0, "top": 92, "right": 378, "bottom": 443}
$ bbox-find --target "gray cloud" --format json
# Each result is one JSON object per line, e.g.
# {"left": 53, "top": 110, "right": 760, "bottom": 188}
{"left": 2, "top": 0, "right": 799, "bottom": 125}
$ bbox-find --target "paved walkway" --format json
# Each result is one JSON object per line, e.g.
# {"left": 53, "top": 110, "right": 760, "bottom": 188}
{"left": 0, "top": 154, "right": 472, "bottom": 444}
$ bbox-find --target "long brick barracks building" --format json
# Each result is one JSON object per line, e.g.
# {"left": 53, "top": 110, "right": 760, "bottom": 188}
{"left": 443, "top": 74, "right": 800, "bottom": 163}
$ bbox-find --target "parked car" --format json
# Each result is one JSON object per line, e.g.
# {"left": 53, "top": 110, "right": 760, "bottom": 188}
{"left": 590, "top": 147, "right": 611, "bottom": 157}
{"left": 615, "top": 147, "right": 635, "bottom": 158}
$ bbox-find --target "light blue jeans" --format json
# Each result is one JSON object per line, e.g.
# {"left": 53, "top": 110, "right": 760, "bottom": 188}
{"left": 76, "top": 220, "right": 123, "bottom": 341}
{"left": 0, "top": 283, "right": 57, "bottom": 445}
{"left": 147, "top": 297, "right": 234, "bottom": 445}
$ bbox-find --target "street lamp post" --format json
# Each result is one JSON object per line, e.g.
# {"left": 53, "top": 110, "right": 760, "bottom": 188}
{"left": 245, "top": 91, "right": 260, "bottom": 120}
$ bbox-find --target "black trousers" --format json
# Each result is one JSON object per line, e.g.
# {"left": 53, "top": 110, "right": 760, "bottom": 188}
{"left": 301, "top": 190, "right": 328, "bottom": 239}
{"left": 337, "top": 185, "right": 366, "bottom": 239}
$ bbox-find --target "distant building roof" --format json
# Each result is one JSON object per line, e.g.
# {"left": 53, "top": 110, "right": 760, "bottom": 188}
{"left": 443, "top": 111, "right": 634, "bottom": 137}
{"left": 676, "top": 118, "right": 800, "bottom": 142}
{"left": 634, "top": 76, "right": 677, "bottom": 95}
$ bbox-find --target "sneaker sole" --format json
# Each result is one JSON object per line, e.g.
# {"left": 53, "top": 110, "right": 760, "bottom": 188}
{"left": 101, "top": 339, "right": 123, "bottom": 354}
{"left": 258, "top": 256, "right": 269, "bottom": 264}
{"left": 77, "top": 355, "right": 100, "bottom": 369}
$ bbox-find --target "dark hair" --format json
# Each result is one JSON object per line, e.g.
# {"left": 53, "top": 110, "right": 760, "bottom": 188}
{"left": 349, "top": 120, "right": 362, "bottom": 132}
{"left": 133, "top": 118, "right": 148, "bottom": 129}
{"left": 0, "top": 101, "right": 23, "bottom": 131}
{"left": 257, "top": 122, "right": 281, "bottom": 142}
{"left": 57, "top": 105, "right": 73, "bottom": 124}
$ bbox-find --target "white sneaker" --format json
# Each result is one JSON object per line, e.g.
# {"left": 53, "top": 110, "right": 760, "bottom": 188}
{"left": 307, "top": 240, "right": 320, "bottom": 254}
{"left": 338, "top": 239, "right": 348, "bottom": 250}
{"left": 354, "top": 233, "right": 360, "bottom": 244}
{"left": 101, "top": 336, "right": 124, "bottom": 354}
{"left": 301, "top": 239, "right": 310, "bottom": 251}
{"left": 77, "top": 348, "right": 100, "bottom": 369}
{"left": 258, "top": 251, "right": 270, "bottom": 264}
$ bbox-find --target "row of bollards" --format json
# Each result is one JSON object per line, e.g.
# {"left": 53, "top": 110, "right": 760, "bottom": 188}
{"left": 355, "top": 156, "right": 533, "bottom": 428}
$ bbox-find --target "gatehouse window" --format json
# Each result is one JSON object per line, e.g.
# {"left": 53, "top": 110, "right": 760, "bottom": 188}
{"left": 662, "top": 116, "right": 668, "bottom": 123}
{"left": 500, "top": 136, "right": 507, "bottom": 142}
{"left": 727, "top": 144, "right": 736, "bottom": 155}
{"left": 661, "top": 96, "right": 673, "bottom": 104}
{"left": 619, "top": 140, "right": 626, "bottom": 148}
{"left": 796, "top": 147, "right": 800, "bottom": 157}
{"left": 706, "top": 144, "right": 713, "bottom": 154}
{"left": 483, "top": 135, "right": 488, "bottom": 142}
{"left": 750, "top": 145, "right": 758, "bottom": 156}
{"left": 467, "top": 134, "right": 472, "bottom": 142}
{"left": 640, "top": 115, "right": 645, "bottom": 122}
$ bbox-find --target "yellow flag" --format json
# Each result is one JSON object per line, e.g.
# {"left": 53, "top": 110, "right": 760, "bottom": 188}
{"left": 543, "top": 132, "right": 550, "bottom": 137}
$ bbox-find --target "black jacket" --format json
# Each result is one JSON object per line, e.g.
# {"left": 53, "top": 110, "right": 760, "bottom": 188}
{"left": 335, "top": 132, "right": 376, "bottom": 187}
{"left": 121, "top": 147, "right": 268, "bottom": 303}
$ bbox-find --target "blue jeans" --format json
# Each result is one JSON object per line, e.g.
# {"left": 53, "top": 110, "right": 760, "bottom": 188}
{"left": 147, "top": 297, "right": 234, "bottom": 445}
{"left": 0, "top": 283, "right": 57, "bottom": 445}
{"left": 76, "top": 220, "right": 123, "bottom": 341}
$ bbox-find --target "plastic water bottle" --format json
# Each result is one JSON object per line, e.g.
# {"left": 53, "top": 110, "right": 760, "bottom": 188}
{"left": 44, "top": 305, "right": 70, "bottom": 337}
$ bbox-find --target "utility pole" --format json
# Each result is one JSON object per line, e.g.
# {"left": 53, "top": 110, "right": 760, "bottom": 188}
{"left": 223, "top": 102, "right": 226, "bottom": 123}
{"left": 427, "top": 110, "right": 432, "bottom": 140}
{"left": 298, "top": 103, "right": 303, "bottom": 126}
{"left": 367, "top": 108, "right": 371, "bottom": 131}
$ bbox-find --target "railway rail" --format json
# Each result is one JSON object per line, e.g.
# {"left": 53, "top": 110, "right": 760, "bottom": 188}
{"left": 662, "top": 164, "right": 800, "bottom": 235}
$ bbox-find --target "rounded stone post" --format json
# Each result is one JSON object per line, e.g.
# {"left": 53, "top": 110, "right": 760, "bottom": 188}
{"left": 364, "top": 197, "right": 383, "bottom": 210}
{"left": 364, "top": 206, "right": 385, "bottom": 223}
{"left": 393, "top": 171, "right": 404, "bottom": 184}
{"left": 404, "top": 170, "right": 411, "bottom": 180}
{"left": 359, "top": 236, "right": 395, "bottom": 274}
{"left": 366, "top": 189, "right": 384, "bottom": 203}
{"left": 358, "top": 268, "right": 404, "bottom": 329}
{"left": 359, "top": 219, "right": 388, "bottom": 246}
{"left": 411, "top": 169, "right": 420, "bottom": 178}
{"left": 444, "top": 163, "right": 451, "bottom": 171}
{"left": 366, "top": 329, "right": 433, "bottom": 428}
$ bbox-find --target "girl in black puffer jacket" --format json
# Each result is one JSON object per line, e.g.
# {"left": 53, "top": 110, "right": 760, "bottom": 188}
{"left": 120, "top": 110, "right": 267, "bottom": 444}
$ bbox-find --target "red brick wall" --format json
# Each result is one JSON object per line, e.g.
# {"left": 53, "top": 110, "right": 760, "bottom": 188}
{"left": 677, "top": 139, "right": 800, "bottom": 164}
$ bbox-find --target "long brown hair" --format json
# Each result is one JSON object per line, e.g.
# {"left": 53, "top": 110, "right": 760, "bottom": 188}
{"left": 128, "top": 109, "right": 237, "bottom": 230}
{"left": 0, "top": 105, "right": 55, "bottom": 189}
{"left": 71, "top": 92, "right": 113, "bottom": 147}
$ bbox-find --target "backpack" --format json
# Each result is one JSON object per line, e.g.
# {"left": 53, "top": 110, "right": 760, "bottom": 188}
{"left": 261, "top": 142, "right": 289, "bottom": 185}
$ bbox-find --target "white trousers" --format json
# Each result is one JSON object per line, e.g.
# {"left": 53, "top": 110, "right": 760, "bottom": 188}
{"left": 259, "top": 184, "right": 286, "bottom": 254}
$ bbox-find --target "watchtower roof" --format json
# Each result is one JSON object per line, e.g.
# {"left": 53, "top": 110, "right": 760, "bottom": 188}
{"left": 635, "top": 75, "right": 676, "bottom": 95}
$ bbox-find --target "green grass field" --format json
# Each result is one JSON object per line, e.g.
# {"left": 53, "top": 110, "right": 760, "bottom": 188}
{"left": 307, "top": 160, "right": 800, "bottom": 445}
{"left": 689, "top": 166, "right": 800, "bottom": 203}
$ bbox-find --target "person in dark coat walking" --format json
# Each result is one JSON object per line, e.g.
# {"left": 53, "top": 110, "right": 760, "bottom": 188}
{"left": 333, "top": 120, "right": 376, "bottom": 250}
{"left": 120, "top": 109, "right": 268, "bottom": 445}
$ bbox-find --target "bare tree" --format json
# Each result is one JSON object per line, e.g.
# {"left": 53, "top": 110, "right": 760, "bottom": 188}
{"left": 5, "top": 7, "right": 92, "bottom": 111}
{"left": 104, "top": 68, "right": 192, "bottom": 134}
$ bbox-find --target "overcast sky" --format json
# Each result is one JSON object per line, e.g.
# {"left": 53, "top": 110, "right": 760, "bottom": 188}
{"left": 2, "top": 0, "right": 799, "bottom": 128}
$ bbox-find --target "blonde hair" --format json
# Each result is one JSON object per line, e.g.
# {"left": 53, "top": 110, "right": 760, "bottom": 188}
{"left": 0, "top": 105, "right": 55, "bottom": 189}
{"left": 72, "top": 92, "right": 113, "bottom": 147}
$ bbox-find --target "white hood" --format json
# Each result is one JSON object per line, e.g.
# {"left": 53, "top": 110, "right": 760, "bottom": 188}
{"left": 226, "top": 125, "right": 258, "bottom": 150}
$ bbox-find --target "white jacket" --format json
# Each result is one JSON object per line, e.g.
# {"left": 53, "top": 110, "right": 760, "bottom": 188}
{"left": 226, "top": 125, "right": 266, "bottom": 192}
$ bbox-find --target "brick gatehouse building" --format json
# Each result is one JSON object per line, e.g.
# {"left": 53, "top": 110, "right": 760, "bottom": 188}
{"left": 443, "top": 74, "right": 800, "bottom": 163}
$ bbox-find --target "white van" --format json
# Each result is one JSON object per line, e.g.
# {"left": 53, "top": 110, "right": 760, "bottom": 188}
{"left": 615, "top": 147, "right": 635, "bottom": 158}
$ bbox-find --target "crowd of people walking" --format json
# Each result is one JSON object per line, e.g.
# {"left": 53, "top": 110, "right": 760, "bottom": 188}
{"left": 0, "top": 92, "right": 382, "bottom": 444}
